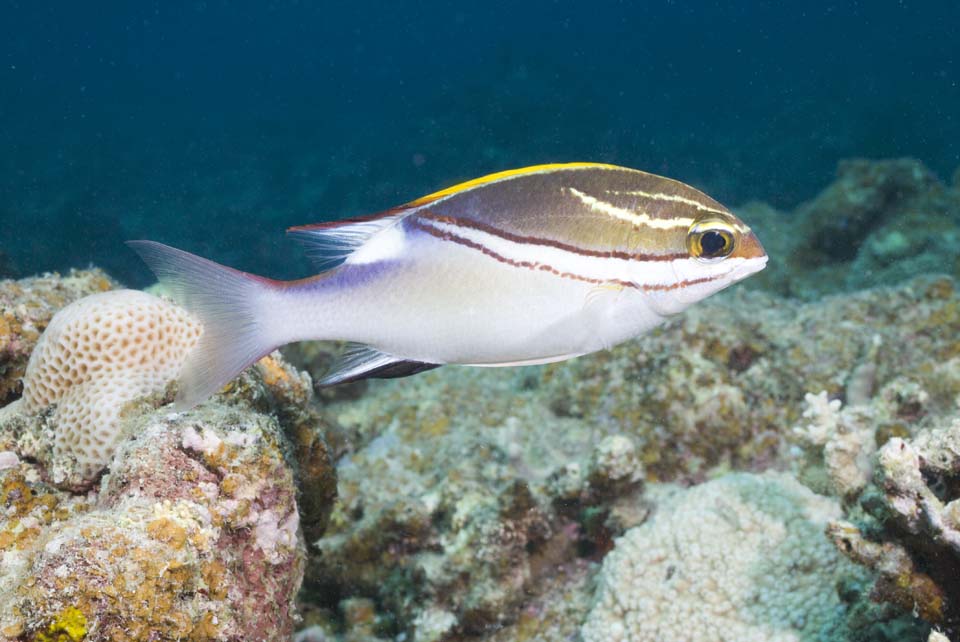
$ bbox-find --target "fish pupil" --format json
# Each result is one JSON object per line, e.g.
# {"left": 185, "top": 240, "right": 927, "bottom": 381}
{"left": 700, "top": 231, "right": 728, "bottom": 257}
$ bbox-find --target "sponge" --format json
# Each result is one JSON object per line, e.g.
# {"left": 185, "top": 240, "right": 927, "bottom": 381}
{"left": 21, "top": 289, "right": 201, "bottom": 484}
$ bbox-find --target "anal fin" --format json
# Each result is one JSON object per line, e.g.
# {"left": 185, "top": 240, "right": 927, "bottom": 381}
{"left": 320, "top": 343, "right": 440, "bottom": 386}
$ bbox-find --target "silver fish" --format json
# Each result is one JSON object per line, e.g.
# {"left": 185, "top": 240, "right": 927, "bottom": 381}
{"left": 130, "top": 163, "right": 767, "bottom": 409}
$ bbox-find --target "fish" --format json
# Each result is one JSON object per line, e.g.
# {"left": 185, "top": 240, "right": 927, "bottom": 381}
{"left": 129, "top": 162, "right": 767, "bottom": 410}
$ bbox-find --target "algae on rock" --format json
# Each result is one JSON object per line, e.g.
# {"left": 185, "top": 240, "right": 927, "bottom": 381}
{"left": 0, "top": 272, "right": 338, "bottom": 641}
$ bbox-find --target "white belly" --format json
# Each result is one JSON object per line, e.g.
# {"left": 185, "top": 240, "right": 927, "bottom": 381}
{"left": 289, "top": 231, "right": 671, "bottom": 365}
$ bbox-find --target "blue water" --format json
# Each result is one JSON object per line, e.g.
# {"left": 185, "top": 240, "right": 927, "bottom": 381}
{"left": 2, "top": 1, "right": 958, "bottom": 285}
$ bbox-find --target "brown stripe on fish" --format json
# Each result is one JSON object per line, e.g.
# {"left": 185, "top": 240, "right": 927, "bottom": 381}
{"left": 415, "top": 164, "right": 732, "bottom": 255}
{"left": 415, "top": 211, "right": 688, "bottom": 262}
{"left": 406, "top": 215, "right": 728, "bottom": 293}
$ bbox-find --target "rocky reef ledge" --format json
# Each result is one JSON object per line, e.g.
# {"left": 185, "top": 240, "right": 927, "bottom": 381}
{"left": 0, "top": 273, "right": 336, "bottom": 641}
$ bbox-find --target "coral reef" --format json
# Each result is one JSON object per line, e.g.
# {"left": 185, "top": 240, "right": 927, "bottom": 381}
{"left": 5, "top": 160, "right": 960, "bottom": 641}
{"left": 740, "top": 158, "right": 960, "bottom": 297}
{"left": 297, "top": 274, "right": 960, "bottom": 640}
{"left": 0, "top": 269, "right": 116, "bottom": 405}
{"left": 0, "top": 273, "right": 338, "bottom": 641}
{"left": 581, "top": 472, "right": 867, "bottom": 642}
{"left": 830, "top": 413, "right": 960, "bottom": 636}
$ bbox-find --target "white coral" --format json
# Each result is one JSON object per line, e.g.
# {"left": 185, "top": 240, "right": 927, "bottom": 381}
{"left": 794, "top": 391, "right": 876, "bottom": 497}
{"left": 794, "top": 391, "right": 842, "bottom": 446}
{"left": 19, "top": 289, "right": 200, "bottom": 483}
{"left": 581, "top": 472, "right": 865, "bottom": 642}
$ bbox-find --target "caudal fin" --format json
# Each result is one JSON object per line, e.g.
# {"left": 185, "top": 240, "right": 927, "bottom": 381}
{"left": 128, "top": 240, "right": 279, "bottom": 410}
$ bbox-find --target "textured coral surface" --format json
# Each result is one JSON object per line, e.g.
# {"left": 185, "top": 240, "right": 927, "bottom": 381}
{"left": 0, "top": 273, "right": 338, "bottom": 641}
{"left": 0, "top": 269, "right": 116, "bottom": 405}
{"left": 582, "top": 473, "right": 866, "bottom": 642}
{"left": 19, "top": 290, "right": 200, "bottom": 486}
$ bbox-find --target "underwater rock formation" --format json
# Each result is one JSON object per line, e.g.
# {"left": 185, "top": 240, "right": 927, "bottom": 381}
{"left": 741, "top": 158, "right": 960, "bottom": 297}
{"left": 0, "top": 405, "right": 306, "bottom": 640}
{"left": 0, "top": 269, "right": 116, "bottom": 406}
{"left": 581, "top": 472, "right": 867, "bottom": 642}
{"left": 830, "top": 412, "right": 960, "bottom": 636}
{"left": 0, "top": 273, "right": 338, "bottom": 640}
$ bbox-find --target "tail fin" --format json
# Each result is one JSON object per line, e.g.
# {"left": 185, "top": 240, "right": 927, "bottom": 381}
{"left": 128, "top": 240, "right": 279, "bottom": 411}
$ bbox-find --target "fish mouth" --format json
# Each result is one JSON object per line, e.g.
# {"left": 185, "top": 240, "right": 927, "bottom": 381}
{"left": 731, "top": 254, "right": 768, "bottom": 281}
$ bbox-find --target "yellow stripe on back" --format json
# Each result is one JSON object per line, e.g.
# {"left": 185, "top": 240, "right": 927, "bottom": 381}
{"left": 406, "top": 162, "right": 626, "bottom": 207}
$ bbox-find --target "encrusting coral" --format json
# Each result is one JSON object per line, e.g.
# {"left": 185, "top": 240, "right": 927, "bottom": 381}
{"left": 581, "top": 473, "right": 868, "bottom": 642}
{"left": 1, "top": 404, "right": 307, "bottom": 640}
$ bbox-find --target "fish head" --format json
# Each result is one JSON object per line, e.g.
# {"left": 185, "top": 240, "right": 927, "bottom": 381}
{"left": 640, "top": 208, "right": 767, "bottom": 316}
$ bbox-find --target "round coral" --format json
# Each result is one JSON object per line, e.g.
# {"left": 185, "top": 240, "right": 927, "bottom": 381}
{"left": 581, "top": 473, "right": 868, "bottom": 642}
{"left": 21, "top": 289, "right": 200, "bottom": 485}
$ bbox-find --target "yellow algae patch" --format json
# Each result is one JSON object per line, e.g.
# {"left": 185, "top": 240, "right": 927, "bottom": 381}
{"left": 0, "top": 472, "right": 64, "bottom": 550}
{"left": 34, "top": 606, "right": 87, "bottom": 642}
{"left": 147, "top": 516, "right": 188, "bottom": 549}
{"left": 256, "top": 353, "right": 293, "bottom": 387}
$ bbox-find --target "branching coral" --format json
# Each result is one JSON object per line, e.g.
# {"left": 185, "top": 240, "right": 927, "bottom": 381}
{"left": 830, "top": 416, "right": 960, "bottom": 635}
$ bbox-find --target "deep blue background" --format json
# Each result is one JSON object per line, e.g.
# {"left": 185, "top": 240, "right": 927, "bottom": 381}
{"left": 1, "top": 1, "right": 958, "bottom": 284}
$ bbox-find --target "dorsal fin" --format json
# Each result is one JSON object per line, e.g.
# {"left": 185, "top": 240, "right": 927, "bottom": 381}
{"left": 287, "top": 211, "right": 406, "bottom": 271}
{"left": 320, "top": 343, "right": 440, "bottom": 386}
{"left": 404, "top": 162, "right": 624, "bottom": 208}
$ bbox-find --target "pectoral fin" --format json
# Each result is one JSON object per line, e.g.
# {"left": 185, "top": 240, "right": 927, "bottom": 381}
{"left": 320, "top": 343, "right": 440, "bottom": 386}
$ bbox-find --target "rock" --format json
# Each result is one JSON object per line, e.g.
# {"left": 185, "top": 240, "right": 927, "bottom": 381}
{"left": 0, "top": 405, "right": 306, "bottom": 640}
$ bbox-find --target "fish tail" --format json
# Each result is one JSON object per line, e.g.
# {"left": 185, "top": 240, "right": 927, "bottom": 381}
{"left": 127, "top": 240, "right": 282, "bottom": 411}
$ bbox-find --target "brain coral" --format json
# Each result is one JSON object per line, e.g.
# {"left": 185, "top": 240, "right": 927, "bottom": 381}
{"left": 581, "top": 472, "right": 868, "bottom": 642}
{"left": 20, "top": 289, "right": 200, "bottom": 486}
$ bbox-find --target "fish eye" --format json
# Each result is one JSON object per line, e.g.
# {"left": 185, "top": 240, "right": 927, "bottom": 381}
{"left": 687, "top": 219, "right": 736, "bottom": 262}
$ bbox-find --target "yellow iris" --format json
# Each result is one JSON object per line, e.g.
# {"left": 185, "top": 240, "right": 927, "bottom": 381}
{"left": 687, "top": 218, "right": 737, "bottom": 261}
